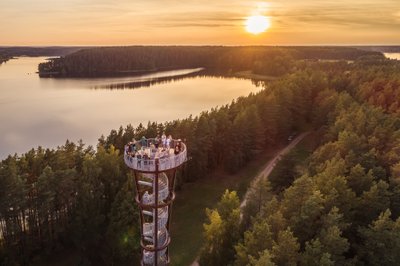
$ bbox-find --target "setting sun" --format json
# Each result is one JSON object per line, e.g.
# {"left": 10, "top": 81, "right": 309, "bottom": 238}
{"left": 245, "top": 15, "right": 271, "bottom": 35}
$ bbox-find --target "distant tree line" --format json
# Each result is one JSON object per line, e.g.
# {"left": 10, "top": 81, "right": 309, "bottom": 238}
{"left": 0, "top": 46, "right": 89, "bottom": 65}
{"left": 0, "top": 47, "right": 89, "bottom": 58}
{"left": 38, "top": 46, "right": 381, "bottom": 77}
{"left": 355, "top": 46, "right": 400, "bottom": 53}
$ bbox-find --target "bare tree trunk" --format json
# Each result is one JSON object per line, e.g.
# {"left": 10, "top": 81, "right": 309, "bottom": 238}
{"left": 21, "top": 210, "right": 26, "bottom": 233}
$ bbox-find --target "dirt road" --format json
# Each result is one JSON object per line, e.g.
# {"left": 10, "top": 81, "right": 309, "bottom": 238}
{"left": 240, "top": 132, "right": 310, "bottom": 209}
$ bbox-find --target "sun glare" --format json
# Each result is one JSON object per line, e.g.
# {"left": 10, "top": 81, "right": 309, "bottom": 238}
{"left": 245, "top": 15, "right": 270, "bottom": 34}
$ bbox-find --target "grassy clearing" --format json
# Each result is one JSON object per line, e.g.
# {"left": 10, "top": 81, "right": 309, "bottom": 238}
{"left": 169, "top": 147, "right": 281, "bottom": 266}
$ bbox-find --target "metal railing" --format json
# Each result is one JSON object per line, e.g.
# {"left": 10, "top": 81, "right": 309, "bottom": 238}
{"left": 124, "top": 141, "right": 187, "bottom": 172}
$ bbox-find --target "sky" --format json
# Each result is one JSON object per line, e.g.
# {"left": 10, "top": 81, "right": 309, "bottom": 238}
{"left": 1, "top": 0, "right": 399, "bottom": 46}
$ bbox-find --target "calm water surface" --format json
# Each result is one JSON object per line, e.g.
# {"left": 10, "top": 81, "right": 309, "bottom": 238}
{"left": 0, "top": 57, "right": 261, "bottom": 158}
{"left": 384, "top": 53, "right": 400, "bottom": 60}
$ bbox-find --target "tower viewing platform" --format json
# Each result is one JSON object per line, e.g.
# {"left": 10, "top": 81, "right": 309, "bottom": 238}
{"left": 124, "top": 138, "right": 187, "bottom": 172}
{"left": 124, "top": 136, "right": 187, "bottom": 266}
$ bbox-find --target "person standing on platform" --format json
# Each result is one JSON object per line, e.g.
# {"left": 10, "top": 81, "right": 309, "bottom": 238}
{"left": 130, "top": 141, "right": 136, "bottom": 154}
{"left": 140, "top": 136, "right": 147, "bottom": 149}
{"left": 155, "top": 135, "right": 160, "bottom": 148}
{"left": 166, "top": 135, "right": 172, "bottom": 149}
{"left": 162, "top": 132, "right": 167, "bottom": 147}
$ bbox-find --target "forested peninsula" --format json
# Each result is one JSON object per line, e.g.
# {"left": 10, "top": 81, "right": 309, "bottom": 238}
{"left": 37, "top": 46, "right": 381, "bottom": 77}
{"left": 1, "top": 47, "right": 400, "bottom": 265}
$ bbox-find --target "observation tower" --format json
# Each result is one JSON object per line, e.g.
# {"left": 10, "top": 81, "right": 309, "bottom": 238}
{"left": 124, "top": 137, "right": 187, "bottom": 265}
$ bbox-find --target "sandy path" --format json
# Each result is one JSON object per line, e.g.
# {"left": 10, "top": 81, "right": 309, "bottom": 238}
{"left": 240, "top": 132, "right": 310, "bottom": 209}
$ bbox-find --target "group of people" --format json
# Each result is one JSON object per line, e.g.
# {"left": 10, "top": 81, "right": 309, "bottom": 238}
{"left": 125, "top": 133, "right": 184, "bottom": 162}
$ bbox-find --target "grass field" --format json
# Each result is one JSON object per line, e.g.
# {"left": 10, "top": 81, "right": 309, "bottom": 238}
{"left": 169, "top": 147, "right": 281, "bottom": 266}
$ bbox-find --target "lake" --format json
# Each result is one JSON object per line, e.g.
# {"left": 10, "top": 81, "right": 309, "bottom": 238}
{"left": 0, "top": 57, "right": 261, "bottom": 158}
{"left": 384, "top": 53, "right": 400, "bottom": 60}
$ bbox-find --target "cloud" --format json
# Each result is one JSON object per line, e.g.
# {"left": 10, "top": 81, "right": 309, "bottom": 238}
{"left": 268, "top": 1, "right": 400, "bottom": 30}
{"left": 151, "top": 11, "right": 244, "bottom": 28}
